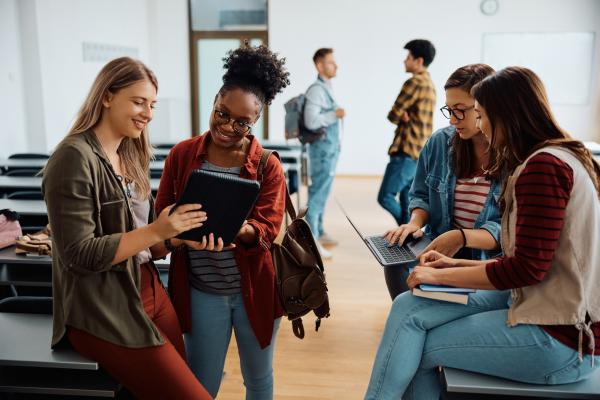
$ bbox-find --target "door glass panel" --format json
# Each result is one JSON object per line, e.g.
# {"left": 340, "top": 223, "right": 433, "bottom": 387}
{"left": 196, "top": 37, "right": 267, "bottom": 139}
{"left": 197, "top": 39, "right": 240, "bottom": 134}
{"left": 190, "top": 0, "right": 267, "bottom": 31}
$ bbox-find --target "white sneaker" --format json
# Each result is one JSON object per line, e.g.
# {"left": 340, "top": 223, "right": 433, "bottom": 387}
{"left": 317, "top": 243, "right": 333, "bottom": 259}
{"left": 319, "top": 233, "right": 339, "bottom": 247}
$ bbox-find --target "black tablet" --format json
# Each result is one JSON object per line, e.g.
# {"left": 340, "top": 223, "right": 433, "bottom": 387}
{"left": 172, "top": 169, "right": 261, "bottom": 245}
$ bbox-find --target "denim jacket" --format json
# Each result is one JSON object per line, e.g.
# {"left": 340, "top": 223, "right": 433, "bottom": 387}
{"left": 304, "top": 76, "right": 340, "bottom": 153}
{"left": 408, "top": 126, "right": 502, "bottom": 260}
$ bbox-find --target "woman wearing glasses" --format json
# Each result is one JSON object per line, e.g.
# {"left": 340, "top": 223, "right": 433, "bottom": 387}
{"left": 383, "top": 64, "right": 502, "bottom": 295}
{"left": 365, "top": 66, "right": 600, "bottom": 400}
{"left": 155, "top": 44, "right": 289, "bottom": 399}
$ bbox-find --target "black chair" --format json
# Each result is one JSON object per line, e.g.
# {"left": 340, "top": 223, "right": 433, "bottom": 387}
{"left": 152, "top": 143, "right": 175, "bottom": 150}
{"left": 4, "top": 168, "right": 42, "bottom": 177}
{"left": 7, "top": 191, "right": 43, "bottom": 200}
{"left": 149, "top": 170, "right": 162, "bottom": 179}
{"left": 7, "top": 153, "right": 49, "bottom": 160}
{"left": 0, "top": 296, "right": 52, "bottom": 314}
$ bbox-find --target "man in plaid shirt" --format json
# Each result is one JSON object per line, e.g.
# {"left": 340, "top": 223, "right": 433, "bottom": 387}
{"left": 378, "top": 39, "right": 436, "bottom": 225}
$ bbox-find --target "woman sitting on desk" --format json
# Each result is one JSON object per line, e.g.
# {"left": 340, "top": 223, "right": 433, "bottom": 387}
{"left": 365, "top": 66, "right": 600, "bottom": 399}
{"left": 43, "top": 57, "right": 211, "bottom": 399}
{"left": 155, "top": 43, "right": 289, "bottom": 399}
{"left": 383, "top": 64, "right": 502, "bottom": 296}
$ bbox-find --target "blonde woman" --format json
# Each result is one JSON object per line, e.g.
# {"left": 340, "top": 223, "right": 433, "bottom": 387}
{"left": 43, "top": 57, "right": 211, "bottom": 399}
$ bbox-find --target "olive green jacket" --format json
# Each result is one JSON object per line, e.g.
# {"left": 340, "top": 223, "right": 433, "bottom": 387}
{"left": 43, "top": 130, "right": 164, "bottom": 348}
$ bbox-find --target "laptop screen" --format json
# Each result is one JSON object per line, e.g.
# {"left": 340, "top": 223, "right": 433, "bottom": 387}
{"left": 406, "top": 236, "right": 430, "bottom": 257}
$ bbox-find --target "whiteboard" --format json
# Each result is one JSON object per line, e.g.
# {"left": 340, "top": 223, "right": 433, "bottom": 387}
{"left": 482, "top": 32, "right": 595, "bottom": 105}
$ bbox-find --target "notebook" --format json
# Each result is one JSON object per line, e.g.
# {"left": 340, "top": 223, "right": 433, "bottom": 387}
{"left": 172, "top": 169, "right": 261, "bottom": 245}
{"left": 337, "top": 199, "right": 432, "bottom": 266}
{"left": 409, "top": 268, "right": 476, "bottom": 304}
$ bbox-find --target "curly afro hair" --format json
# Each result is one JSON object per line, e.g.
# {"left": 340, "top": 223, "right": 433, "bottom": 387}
{"left": 219, "top": 42, "right": 290, "bottom": 106}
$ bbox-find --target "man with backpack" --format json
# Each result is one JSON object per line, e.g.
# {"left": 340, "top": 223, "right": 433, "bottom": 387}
{"left": 303, "top": 48, "right": 345, "bottom": 259}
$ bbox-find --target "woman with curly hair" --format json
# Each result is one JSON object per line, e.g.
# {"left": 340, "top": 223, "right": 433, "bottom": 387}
{"left": 155, "top": 43, "right": 290, "bottom": 399}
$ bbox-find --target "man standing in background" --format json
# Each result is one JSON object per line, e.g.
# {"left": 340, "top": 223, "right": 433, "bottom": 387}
{"left": 378, "top": 39, "right": 437, "bottom": 225}
{"left": 304, "top": 48, "right": 345, "bottom": 259}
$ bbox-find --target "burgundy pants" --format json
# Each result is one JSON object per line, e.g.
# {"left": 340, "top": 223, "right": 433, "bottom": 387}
{"left": 68, "top": 263, "right": 211, "bottom": 399}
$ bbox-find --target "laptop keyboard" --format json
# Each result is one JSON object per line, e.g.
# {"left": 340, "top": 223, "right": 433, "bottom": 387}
{"left": 369, "top": 235, "right": 414, "bottom": 263}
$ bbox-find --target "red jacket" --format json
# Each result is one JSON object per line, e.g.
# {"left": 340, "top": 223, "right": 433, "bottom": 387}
{"left": 155, "top": 132, "right": 286, "bottom": 348}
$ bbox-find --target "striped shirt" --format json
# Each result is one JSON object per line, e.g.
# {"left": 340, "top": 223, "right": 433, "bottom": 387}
{"left": 453, "top": 176, "right": 491, "bottom": 229}
{"left": 486, "top": 153, "right": 600, "bottom": 355}
{"left": 188, "top": 161, "right": 242, "bottom": 295}
{"left": 387, "top": 70, "right": 436, "bottom": 159}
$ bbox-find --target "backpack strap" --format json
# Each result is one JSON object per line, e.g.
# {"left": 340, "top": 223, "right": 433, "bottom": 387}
{"left": 292, "top": 319, "right": 305, "bottom": 339}
{"left": 258, "top": 149, "right": 297, "bottom": 220}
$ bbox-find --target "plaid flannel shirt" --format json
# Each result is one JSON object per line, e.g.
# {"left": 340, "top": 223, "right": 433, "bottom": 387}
{"left": 387, "top": 70, "right": 436, "bottom": 159}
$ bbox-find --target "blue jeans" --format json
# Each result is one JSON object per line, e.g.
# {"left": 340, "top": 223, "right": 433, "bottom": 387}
{"left": 378, "top": 154, "right": 417, "bottom": 225}
{"left": 185, "top": 288, "right": 281, "bottom": 400}
{"left": 365, "top": 290, "right": 599, "bottom": 400}
{"left": 306, "top": 143, "right": 339, "bottom": 239}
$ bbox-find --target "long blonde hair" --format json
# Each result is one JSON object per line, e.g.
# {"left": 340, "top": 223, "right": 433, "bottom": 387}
{"left": 68, "top": 57, "right": 157, "bottom": 199}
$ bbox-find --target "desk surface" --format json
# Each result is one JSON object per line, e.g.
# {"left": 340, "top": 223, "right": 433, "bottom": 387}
{"left": 0, "top": 246, "right": 170, "bottom": 268}
{"left": 0, "top": 147, "right": 301, "bottom": 170}
{"left": 0, "top": 199, "right": 47, "bottom": 216}
{"left": 443, "top": 367, "right": 600, "bottom": 399}
{"left": 0, "top": 313, "right": 98, "bottom": 370}
{"left": 0, "top": 176, "right": 161, "bottom": 191}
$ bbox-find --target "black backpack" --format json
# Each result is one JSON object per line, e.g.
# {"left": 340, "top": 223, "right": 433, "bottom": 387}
{"left": 258, "top": 150, "right": 330, "bottom": 338}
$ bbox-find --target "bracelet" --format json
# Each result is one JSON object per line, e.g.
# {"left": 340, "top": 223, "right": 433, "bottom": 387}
{"left": 458, "top": 229, "right": 467, "bottom": 248}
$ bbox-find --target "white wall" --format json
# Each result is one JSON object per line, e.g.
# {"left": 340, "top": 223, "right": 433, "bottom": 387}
{"left": 147, "top": 0, "right": 192, "bottom": 144}
{"left": 268, "top": 0, "right": 600, "bottom": 175}
{"left": 2, "top": 0, "right": 599, "bottom": 168}
{"left": 0, "top": 0, "right": 191, "bottom": 157}
{"left": 0, "top": 0, "right": 29, "bottom": 158}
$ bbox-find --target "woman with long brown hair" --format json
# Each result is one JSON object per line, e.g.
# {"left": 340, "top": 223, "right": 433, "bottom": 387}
{"left": 43, "top": 57, "right": 211, "bottom": 399}
{"left": 365, "top": 66, "right": 599, "bottom": 399}
{"left": 383, "top": 64, "right": 502, "bottom": 297}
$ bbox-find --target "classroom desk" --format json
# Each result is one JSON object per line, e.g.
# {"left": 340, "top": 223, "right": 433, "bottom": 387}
{"left": 442, "top": 367, "right": 600, "bottom": 399}
{"left": 0, "top": 263, "right": 51, "bottom": 287}
{"left": 0, "top": 199, "right": 47, "bottom": 216}
{"left": 0, "top": 246, "right": 170, "bottom": 269}
{"left": 0, "top": 176, "right": 161, "bottom": 195}
{"left": 0, "top": 157, "right": 164, "bottom": 172}
{"left": 0, "top": 246, "right": 170, "bottom": 290}
{"left": 0, "top": 313, "right": 96, "bottom": 369}
{"left": 1, "top": 150, "right": 300, "bottom": 172}
{"left": 0, "top": 313, "right": 120, "bottom": 397}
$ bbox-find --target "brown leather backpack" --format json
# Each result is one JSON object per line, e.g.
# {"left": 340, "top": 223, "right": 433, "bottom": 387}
{"left": 258, "top": 150, "right": 330, "bottom": 339}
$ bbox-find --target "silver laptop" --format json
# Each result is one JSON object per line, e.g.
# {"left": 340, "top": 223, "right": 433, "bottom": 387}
{"left": 338, "top": 201, "right": 432, "bottom": 267}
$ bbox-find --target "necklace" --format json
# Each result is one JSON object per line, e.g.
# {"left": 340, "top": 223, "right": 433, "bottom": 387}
{"left": 116, "top": 174, "right": 132, "bottom": 198}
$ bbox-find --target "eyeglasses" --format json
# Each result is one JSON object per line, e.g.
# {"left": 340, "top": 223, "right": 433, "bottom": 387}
{"left": 213, "top": 109, "right": 253, "bottom": 135}
{"left": 440, "top": 105, "right": 475, "bottom": 121}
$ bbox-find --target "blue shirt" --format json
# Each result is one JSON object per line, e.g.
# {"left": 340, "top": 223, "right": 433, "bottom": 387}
{"left": 408, "top": 126, "right": 502, "bottom": 260}
{"left": 303, "top": 76, "right": 340, "bottom": 152}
